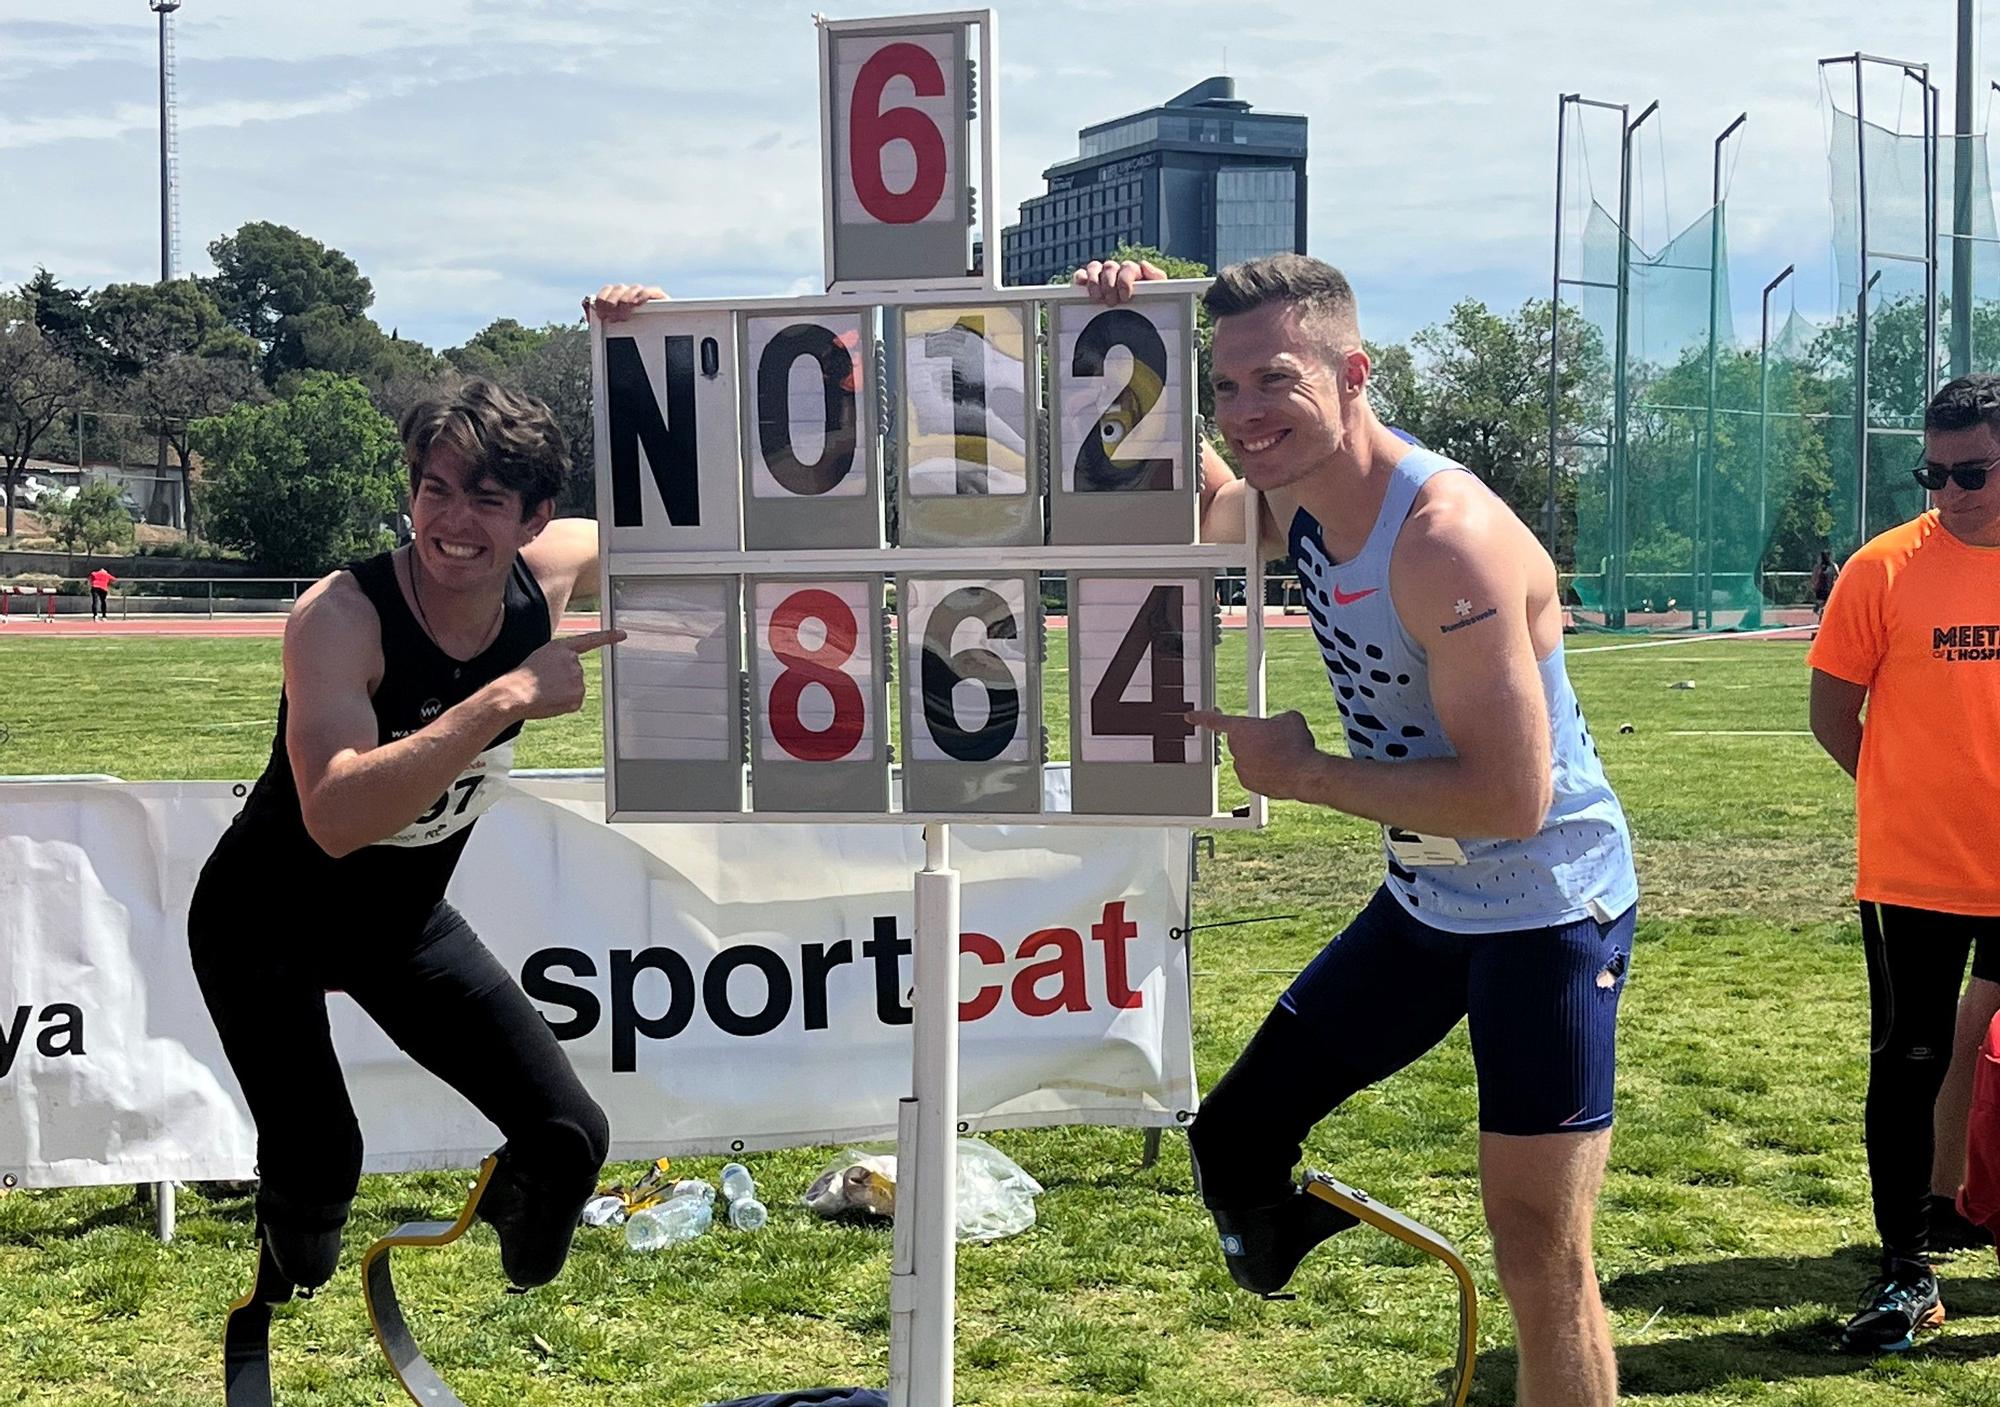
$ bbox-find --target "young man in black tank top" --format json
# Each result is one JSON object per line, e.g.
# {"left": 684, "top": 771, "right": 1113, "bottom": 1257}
{"left": 188, "top": 379, "right": 623, "bottom": 1299}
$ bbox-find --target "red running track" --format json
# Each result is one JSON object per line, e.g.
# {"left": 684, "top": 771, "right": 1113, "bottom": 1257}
{"left": 3, "top": 611, "right": 1325, "bottom": 639}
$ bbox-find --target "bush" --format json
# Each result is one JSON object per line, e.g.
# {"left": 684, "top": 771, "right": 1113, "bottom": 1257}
{"left": 137, "top": 538, "right": 243, "bottom": 561}
{"left": 4, "top": 573, "right": 60, "bottom": 589}
{"left": 12, "top": 537, "right": 59, "bottom": 551}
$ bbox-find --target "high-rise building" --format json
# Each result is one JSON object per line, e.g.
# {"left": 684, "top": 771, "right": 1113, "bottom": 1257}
{"left": 1000, "top": 77, "right": 1307, "bottom": 287}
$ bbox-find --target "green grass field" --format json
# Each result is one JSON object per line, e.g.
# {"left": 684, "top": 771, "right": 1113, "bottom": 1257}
{"left": 2, "top": 629, "right": 1992, "bottom": 1406}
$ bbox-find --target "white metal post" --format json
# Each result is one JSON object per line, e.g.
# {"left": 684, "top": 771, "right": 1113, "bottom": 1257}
{"left": 890, "top": 821, "right": 960, "bottom": 1407}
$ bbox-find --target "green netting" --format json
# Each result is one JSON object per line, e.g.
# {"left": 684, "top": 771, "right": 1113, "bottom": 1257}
{"left": 1557, "top": 100, "right": 1999, "bottom": 632}
{"left": 1566, "top": 201, "right": 1733, "bottom": 628}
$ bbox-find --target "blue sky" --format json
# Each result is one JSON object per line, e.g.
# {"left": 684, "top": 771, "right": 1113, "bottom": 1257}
{"left": 0, "top": 1, "right": 1982, "bottom": 352}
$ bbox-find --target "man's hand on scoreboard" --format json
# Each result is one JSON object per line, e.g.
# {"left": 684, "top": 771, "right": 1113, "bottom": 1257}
{"left": 1073, "top": 258, "right": 1168, "bottom": 307}
{"left": 1185, "top": 709, "right": 1322, "bottom": 803}
{"left": 495, "top": 629, "right": 627, "bottom": 722}
{"left": 584, "top": 285, "right": 669, "bottom": 323}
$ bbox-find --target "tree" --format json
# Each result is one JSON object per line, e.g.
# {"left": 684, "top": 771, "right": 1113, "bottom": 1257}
{"left": 1364, "top": 340, "right": 1422, "bottom": 428}
{"left": 0, "top": 300, "right": 91, "bottom": 539}
{"left": 43, "top": 480, "right": 134, "bottom": 557}
{"left": 513, "top": 325, "right": 595, "bottom": 515}
{"left": 20, "top": 269, "right": 102, "bottom": 373}
{"left": 204, "top": 222, "right": 374, "bottom": 383}
{"left": 446, "top": 318, "right": 555, "bottom": 379}
{"left": 91, "top": 279, "right": 250, "bottom": 374}
{"left": 190, "top": 371, "right": 403, "bottom": 573}
{"left": 91, "top": 280, "right": 262, "bottom": 529}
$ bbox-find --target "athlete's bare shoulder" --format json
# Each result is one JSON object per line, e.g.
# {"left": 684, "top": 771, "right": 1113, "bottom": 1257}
{"left": 285, "top": 567, "right": 383, "bottom": 689}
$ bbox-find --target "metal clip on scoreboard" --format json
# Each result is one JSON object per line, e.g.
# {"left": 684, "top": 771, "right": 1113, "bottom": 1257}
{"left": 584, "top": 11, "right": 1267, "bottom": 1407}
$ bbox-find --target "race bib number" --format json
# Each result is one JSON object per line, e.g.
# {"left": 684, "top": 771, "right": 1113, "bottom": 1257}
{"left": 1384, "top": 826, "right": 1468, "bottom": 867}
{"left": 373, "top": 742, "right": 514, "bottom": 848}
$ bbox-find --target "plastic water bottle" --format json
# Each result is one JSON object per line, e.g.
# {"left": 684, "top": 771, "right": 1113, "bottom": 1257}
{"left": 624, "top": 1192, "right": 712, "bottom": 1251}
{"left": 581, "top": 1194, "right": 627, "bottom": 1228}
{"left": 720, "top": 1162, "right": 768, "bottom": 1231}
{"left": 671, "top": 1179, "right": 716, "bottom": 1205}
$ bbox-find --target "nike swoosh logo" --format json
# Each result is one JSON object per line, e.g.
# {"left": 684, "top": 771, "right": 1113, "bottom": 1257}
{"left": 1331, "top": 585, "right": 1378, "bottom": 606}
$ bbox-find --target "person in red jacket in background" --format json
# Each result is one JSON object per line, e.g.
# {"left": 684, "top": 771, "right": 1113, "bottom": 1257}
{"left": 87, "top": 565, "right": 117, "bottom": 620}
{"left": 1959, "top": 1017, "right": 2000, "bottom": 1260}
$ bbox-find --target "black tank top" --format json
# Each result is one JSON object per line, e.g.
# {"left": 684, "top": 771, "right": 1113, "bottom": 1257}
{"left": 210, "top": 550, "right": 552, "bottom": 928}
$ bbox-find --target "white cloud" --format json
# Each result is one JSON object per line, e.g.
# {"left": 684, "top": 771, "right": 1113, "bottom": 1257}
{"left": 0, "top": 0, "right": 1985, "bottom": 349}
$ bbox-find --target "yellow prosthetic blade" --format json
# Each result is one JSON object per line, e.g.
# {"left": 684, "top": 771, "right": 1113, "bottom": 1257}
{"left": 1303, "top": 1172, "right": 1477, "bottom": 1407}
{"left": 360, "top": 1155, "right": 501, "bottom": 1407}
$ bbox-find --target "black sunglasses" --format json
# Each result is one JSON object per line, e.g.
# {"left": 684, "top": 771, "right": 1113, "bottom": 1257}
{"left": 1912, "top": 456, "right": 1997, "bottom": 492}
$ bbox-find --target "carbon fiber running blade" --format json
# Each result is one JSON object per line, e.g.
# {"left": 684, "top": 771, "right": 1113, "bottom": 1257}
{"left": 222, "top": 1238, "right": 292, "bottom": 1407}
{"left": 360, "top": 1156, "right": 500, "bottom": 1407}
{"left": 1303, "top": 1171, "right": 1478, "bottom": 1407}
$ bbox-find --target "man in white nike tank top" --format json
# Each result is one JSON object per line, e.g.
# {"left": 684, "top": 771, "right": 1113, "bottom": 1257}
{"left": 1078, "top": 254, "right": 1636, "bottom": 1407}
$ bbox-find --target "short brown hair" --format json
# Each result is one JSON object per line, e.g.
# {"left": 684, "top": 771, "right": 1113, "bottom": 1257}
{"left": 1926, "top": 373, "right": 2000, "bottom": 434}
{"left": 397, "top": 378, "right": 567, "bottom": 517}
{"left": 1203, "top": 254, "right": 1361, "bottom": 357}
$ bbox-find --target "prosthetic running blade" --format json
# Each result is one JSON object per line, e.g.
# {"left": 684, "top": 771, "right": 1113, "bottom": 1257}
{"left": 1302, "top": 1171, "right": 1477, "bottom": 1407}
{"left": 223, "top": 1235, "right": 296, "bottom": 1407}
{"left": 361, "top": 1154, "right": 502, "bottom": 1407}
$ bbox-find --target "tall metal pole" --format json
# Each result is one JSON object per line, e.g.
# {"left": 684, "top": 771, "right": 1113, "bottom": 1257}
{"left": 158, "top": 5, "right": 169, "bottom": 280}
{"left": 1926, "top": 74, "right": 1941, "bottom": 408}
{"left": 153, "top": 1, "right": 181, "bottom": 281}
{"left": 1611, "top": 100, "right": 1654, "bottom": 630}
{"left": 1854, "top": 58, "right": 1871, "bottom": 552}
{"left": 1758, "top": 265, "right": 1794, "bottom": 600}
{"left": 1953, "top": 0, "right": 1976, "bottom": 378}
{"left": 1546, "top": 95, "right": 1572, "bottom": 560}
{"left": 1702, "top": 113, "right": 1746, "bottom": 630}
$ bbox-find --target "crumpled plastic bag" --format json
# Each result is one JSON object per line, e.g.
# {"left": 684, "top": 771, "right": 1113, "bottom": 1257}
{"left": 801, "top": 1137, "right": 1043, "bottom": 1242}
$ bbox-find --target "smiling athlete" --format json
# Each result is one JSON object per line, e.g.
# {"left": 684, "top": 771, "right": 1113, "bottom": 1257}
{"left": 188, "top": 379, "right": 621, "bottom": 1311}
{"left": 1078, "top": 253, "right": 1637, "bottom": 1407}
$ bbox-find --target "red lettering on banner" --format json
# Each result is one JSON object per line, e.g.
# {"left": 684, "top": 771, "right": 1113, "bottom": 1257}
{"left": 1011, "top": 927, "right": 1090, "bottom": 1018}
{"left": 524, "top": 904, "right": 1158, "bottom": 1055}
{"left": 959, "top": 932, "right": 1006, "bottom": 1020}
{"left": 1090, "top": 901, "right": 1144, "bottom": 1010}
{"left": 849, "top": 43, "right": 948, "bottom": 224}
{"left": 768, "top": 588, "right": 866, "bottom": 761}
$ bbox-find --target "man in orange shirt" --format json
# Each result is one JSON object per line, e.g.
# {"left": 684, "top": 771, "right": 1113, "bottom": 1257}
{"left": 1809, "top": 372, "right": 2000, "bottom": 1352}
{"left": 87, "top": 565, "right": 117, "bottom": 621}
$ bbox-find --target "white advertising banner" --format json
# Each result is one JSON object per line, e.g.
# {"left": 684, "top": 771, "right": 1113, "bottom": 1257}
{"left": 0, "top": 777, "right": 1194, "bottom": 1188}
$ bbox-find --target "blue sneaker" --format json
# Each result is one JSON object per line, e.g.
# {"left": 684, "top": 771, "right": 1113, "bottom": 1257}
{"left": 1839, "top": 1262, "right": 1944, "bottom": 1354}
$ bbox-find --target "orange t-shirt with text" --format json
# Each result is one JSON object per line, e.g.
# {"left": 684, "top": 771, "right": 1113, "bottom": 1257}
{"left": 1808, "top": 511, "right": 2000, "bottom": 915}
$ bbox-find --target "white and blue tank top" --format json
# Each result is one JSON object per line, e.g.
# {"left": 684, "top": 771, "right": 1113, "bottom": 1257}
{"left": 1289, "top": 444, "right": 1637, "bottom": 933}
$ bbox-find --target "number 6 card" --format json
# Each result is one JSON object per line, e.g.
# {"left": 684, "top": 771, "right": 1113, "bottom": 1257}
{"left": 1067, "top": 571, "right": 1217, "bottom": 815}
{"left": 898, "top": 574, "right": 1042, "bottom": 812}
{"left": 821, "top": 19, "right": 975, "bottom": 288}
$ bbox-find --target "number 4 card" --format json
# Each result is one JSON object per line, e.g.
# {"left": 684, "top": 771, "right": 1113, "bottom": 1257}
{"left": 1067, "top": 571, "right": 1217, "bottom": 816}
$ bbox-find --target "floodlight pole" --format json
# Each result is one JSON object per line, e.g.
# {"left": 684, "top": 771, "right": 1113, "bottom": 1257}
{"left": 1757, "top": 264, "right": 1795, "bottom": 596}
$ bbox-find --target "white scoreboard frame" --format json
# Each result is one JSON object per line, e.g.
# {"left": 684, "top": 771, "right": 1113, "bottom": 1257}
{"left": 596, "top": 6, "right": 1266, "bottom": 832}
{"left": 593, "top": 279, "right": 1269, "bottom": 830}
